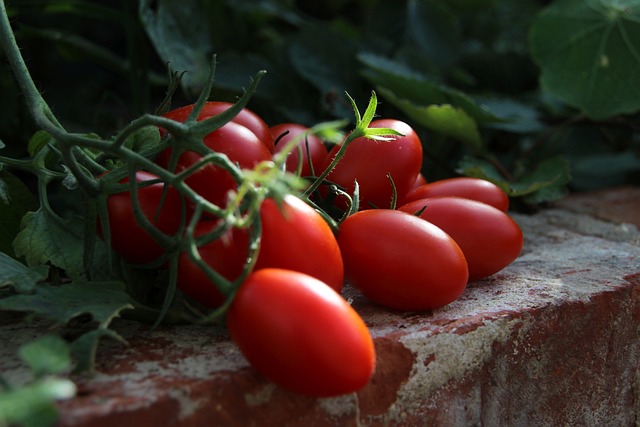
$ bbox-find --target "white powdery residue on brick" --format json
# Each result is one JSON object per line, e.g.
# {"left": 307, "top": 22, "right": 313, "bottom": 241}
{"left": 244, "top": 382, "right": 276, "bottom": 406}
{"left": 390, "top": 315, "right": 527, "bottom": 417}
{"left": 317, "top": 393, "right": 358, "bottom": 419}
{"left": 166, "top": 387, "right": 208, "bottom": 421}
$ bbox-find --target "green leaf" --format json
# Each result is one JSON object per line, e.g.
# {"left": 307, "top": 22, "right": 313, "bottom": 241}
{"left": 571, "top": 151, "right": 640, "bottom": 190}
{"left": 0, "top": 281, "right": 134, "bottom": 327}
{"left": 139, "top": 0, "right": 213, "bottom": 98}
{"left": 405, "top": 0, "right": 461, "bottom": 69}
{"left": 14, "top": 210, "right": 87, "bottom": 280}
{"left": 0, "top": 377, "right": 75, "bottom": 427}
{"left": 0, "top": 171, "right": 38, "bottom": 259}
{"left": 71, "top": 327, "right": 126, "bottom": 374}
{"left": 514, "top": 156, "right": 572, "bottom": 203}
{"left": 359, "top": 52, "right": 502, "bottom": 123}
{"left": 19, "top": 335, "right": 71, "bottom": 378}
{"left": 475, "top": 97, "right": 545, "bottom": 133}
{"left": 290, "top": 23, "right": 360, "bottom": 116}
{"left": 530, "top": 0, "right": 640, "bottom": 120}
{"left": 458, "top": 155, "right": 571, "bottom": 203}
{"left": 0, "top": 252, "right": 48, "bottom": 294}
{"left": 378, "top": 87, "right": 484, "bottom": 151}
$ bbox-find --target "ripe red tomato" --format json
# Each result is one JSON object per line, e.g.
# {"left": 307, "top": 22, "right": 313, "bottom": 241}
{"left": 398, "top": 197, "right": 523, "bottom": 281}
{"left": 254, "top": 195, "right": 343, "bottom": 292}
{"left": 163, "top": 101, "right": 274, "bottom": 151}
{"left": 270, "top": 123, "right": 328, "bottom": 177}
{"left": 410, "top": 173, "right": 428, "bottom": 190}
{"left": 177, "top": 220, "right": 249, "bottom": 308}
{"left": 177, "top": 194, "right": 343, "bottom": 306}
{"left": 321, "top": 119, "right": 423, "bottom": 210}
{"left": 226, "top": 268, "right": 376, "bottom": 397}
{"left": 102, "top": 171, "right": 182, "bottom": 264}
{"left": 402, "top": 177, "right": 510, "bottom": 212}
{"left": 337, "top": 209, "right": 468, "bottom": 311}
{"left": 157, "top": 121, "right": 272, "bottom": 209}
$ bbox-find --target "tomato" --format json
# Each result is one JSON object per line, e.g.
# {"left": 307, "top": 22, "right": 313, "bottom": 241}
{"left": 177, "top": 194, "right": 343, "bottom": 306}
{"left": 398, "top": 197, "right": 523, "bottom": 281}
{"left": 271, "top": 123, "right": 328, "bottom": 177}
{"left": 410, "top": 173, "right": 428, "bottom": 190}
{"left": 157, "top": 120, "right": 272, "bottom": 209}
{"left": 320, "top": 119, "right": 423, "bottom": 210}
{"left": 102, "top": 171, "right": 182, "bottom": 264}
{"left": 254, "top": 195, "right": 343, "bottom": 292}
{"left": 402, "top": 177, "right": 510, "bottom": 212}
{"left": 177, "top": 220, "right": 249, "bottom": 308}
{"left": 226, "top": 268, "right": 375, "bottom": 397}
{"left": 337, "top": 209, "right": 468, "bottom": 311}
{"left": 163, "top": 101, "right": 274, "bottom": 151}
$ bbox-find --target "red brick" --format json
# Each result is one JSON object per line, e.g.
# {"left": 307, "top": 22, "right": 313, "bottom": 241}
{"left": 1, "top": 189, "right": 639, "bottom": 426}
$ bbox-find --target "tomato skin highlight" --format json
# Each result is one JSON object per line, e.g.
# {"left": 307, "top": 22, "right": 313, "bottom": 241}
{"left": 321, "top": 119, "right": 423, "bottom": 210}
{"left": 101, "top": 171, "right": 182, "bottom": 264}
{"left": 226, "top": 268, "right": 376, "bottom": 397}
{"left": 398, "top": 197, "right": 523, "bottom": 281}
{"left": 163, "top": 101, "right": 274, "bottom": 151}
{"left": 271, "top": 123, "right": 328, "bottom": 177}
{"left": 338, "top": 209, "right": 468, "bottom": 311}
{"left": 254, "top": 195, "right": 344, "bottom": 292}
{"left": 402, "top": 177, "right": 510, "bottom": 212}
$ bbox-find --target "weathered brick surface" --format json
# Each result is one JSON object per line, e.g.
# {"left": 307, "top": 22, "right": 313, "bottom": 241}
{"left": 1, "top": 187, "right": 639, "bottom": 426}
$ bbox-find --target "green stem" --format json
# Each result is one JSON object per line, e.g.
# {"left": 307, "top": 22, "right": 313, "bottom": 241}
{"left": 0, "top": 1, "right": 63, "bottom": 132}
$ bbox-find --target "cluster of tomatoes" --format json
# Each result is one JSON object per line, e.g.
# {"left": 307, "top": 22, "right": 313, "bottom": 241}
{"left": 102, "top": 101, "right": 523, "bottom": 398}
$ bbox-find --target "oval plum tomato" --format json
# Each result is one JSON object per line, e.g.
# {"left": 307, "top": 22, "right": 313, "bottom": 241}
{"left": 226, "top": 268, "right": 375, "bottom": 397}
{"left": 398, "top": 197, "right": 523, "bottom": 281}
{"left": 163, "top": 101, "right": 274, "bottom": 151}
{"left": 102, "top": 171, "right": 182, "bottom": 264}
{"left": 402, "top": 177, "right": 510, "bottom": 212}
{"left": 271, "top": 123, "right": 328, "bottom": 177}
{"left": 411, "top": 173, "right": 428, "bottom": 190}
{"left": 337, "top": 209, "right": 468, "bottom": 311}
{"left": 157, "top": 121, "right": 272, "bottom": 209}
{"left": 321, "top": 119, "right": 423, "bottom": 210}
{"left": 254, "top": 195, "right": 343, "bottom": 292}
{"left": 177, "top": 221, "right": 249, "bottom": 308}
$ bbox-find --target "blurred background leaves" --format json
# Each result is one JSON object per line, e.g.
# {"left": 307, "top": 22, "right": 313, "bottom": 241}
{"left": 2, "top": 0, "right": 639, "bottom": 208}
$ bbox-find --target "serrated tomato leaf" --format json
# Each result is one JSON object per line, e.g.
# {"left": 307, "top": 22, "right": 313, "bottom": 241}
{"left": 0, "top": 171, "right": 38, "bottom": 259}
{"left": 530, "top": 0, "right": 640, "bottom": 120}
{"left": 0, "top": 252, "right": 48, "bottom": 294}
{"left": 0, "top": 281, "right": 134, "bottom": 327}
{"left": 19, "top": 335, "right": 72, "bottom": 378}
{"left": 12, "top": 208, "right": 114, "bottom": 282}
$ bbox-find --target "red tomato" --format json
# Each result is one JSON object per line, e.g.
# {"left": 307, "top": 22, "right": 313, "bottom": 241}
{"left": 177, "top": 194, "right": 343, "bottom": 307}
{"left": 102, "top": 171, "right": 182, "bottom": 264}
{"left": 398, "top": 197, "right": 523, "bottom": 281}
{"left": 271, "top": 123, "right": 328, "bottom": 177}
{"left": 337, "top": 209, "right": 468, "bottom": 311}
{"left": 157, "top": 121, "right": 272, "bottom": 208}
{"left": 321, "top": 119, "right": 423, "bottom": 210}
{"left": 402, "top": 177, "right": 510, "bottom": 212}
{"left": 254, "top": 195, "right": 343, "bottom": 292}
{"left": 177, "top": 221, "right": 249, "bottom": 308}
{"left": 411, "top": 173, "right": 428, "bottom": 190}
{"left": 163, "top": 101, "right": 274, "bottom": 151}
{"left": 226, "top": 268, "right": 375, "bottom": 397}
